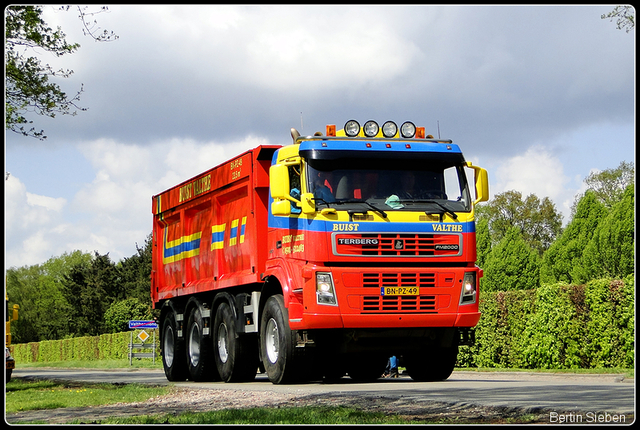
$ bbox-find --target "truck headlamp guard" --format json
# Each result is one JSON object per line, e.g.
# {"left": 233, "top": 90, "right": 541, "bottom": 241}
{"left": 344, "top": 120, "right": 360, "bottom": 137}
{"left": 382, "top": 121, "right": 398, "bottom": 138}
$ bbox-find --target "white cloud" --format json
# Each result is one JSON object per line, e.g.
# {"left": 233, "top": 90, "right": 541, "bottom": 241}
{"left": 492, "top": 145, "right": 578, "bottom": 224}
{"left": 494, "top": 145, "right": 569, "bottom": 201}
{"left": 25, "top": 193, "right": 67, "bottom": 212}
{"left": 5, "top": 175, "right": 67, "bottom": 266}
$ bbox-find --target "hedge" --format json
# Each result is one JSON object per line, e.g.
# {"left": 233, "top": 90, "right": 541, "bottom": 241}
{"left": 458, "top": 276, "right": 634, "bottom": 369}
{"left": 11, "top": 330, "right": 160, "bottom": 364}
{"left": 10, "top": 277, "right": 634, "bottom": 369}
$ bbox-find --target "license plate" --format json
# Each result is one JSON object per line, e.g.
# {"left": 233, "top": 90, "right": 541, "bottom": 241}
{"left": 381, "top": 286, "right": 418, "bottom": 296}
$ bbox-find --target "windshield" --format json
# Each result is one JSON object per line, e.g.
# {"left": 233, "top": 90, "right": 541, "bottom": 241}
{"left": 306, "top": 157, "right": 472, "bottom": 214}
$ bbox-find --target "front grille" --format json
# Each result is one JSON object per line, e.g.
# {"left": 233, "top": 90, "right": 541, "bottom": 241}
{"left": 363, "top": 272, "right": 436, "bottom": 288}
{"left": 333, "top": 233, "right": 461, "bottom": 257}
{"left": 362, "top": 295, "right": 437, "bottom": 313}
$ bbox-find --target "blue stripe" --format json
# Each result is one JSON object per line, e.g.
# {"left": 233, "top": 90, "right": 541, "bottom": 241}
{"left": 267, "top": 214, "right": 475, "bottom": 233}
{"left": 298, "top": 140, "right": 463, "bottom": 154}
{"left": 212, "top": 231, "right": 225, "bottom": 243}
{"left": 164, "top": 239, "right": 201, "bottom": 258}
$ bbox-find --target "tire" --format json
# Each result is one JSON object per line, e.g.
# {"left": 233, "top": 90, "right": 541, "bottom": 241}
{"left": 186, "top": 306, "right": 218, "bottom": 382}
{"left": 213, "top": 302, "right": 258, "bottom": 382}
{"left": 6, "top": 369, "right": 12, "bottom": 383}
{"left": 161, "top": 312, "right": 188, "bottom": 381}
{"left": 404, "top": 345, "right": 458, "bottom": 382}
{"left": 259, "top": 295, "right": 301, "bottom": 384}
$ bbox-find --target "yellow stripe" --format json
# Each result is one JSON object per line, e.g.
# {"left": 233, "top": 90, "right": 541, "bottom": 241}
{"left": 211, "top": 223, "right": 226, "bottom": 250}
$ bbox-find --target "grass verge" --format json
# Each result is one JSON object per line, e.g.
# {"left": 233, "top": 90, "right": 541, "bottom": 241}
{"left": 5, "top": 379, "right": 169, "bottom": 414}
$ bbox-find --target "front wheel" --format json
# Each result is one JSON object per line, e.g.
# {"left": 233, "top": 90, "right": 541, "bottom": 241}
{"left": 259, "top": 295, "right": 301, "bottom": 384}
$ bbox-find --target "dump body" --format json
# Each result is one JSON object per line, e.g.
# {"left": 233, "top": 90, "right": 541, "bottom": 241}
{"left": 152, "top": 121, "right": 489, "bottom": 384}
{"left": 151, "top": 145, "right": 279, "bottom": 304}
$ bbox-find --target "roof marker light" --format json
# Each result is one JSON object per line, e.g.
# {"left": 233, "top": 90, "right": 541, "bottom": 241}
{"left": 416, "top": 127, "right": 425, "bottom": 139}
{"left": 363, "top": 120, "right": 379, "bottom": 137}
{"left": 401, "top": 121, "right": 416, "bottom": 138}
{"left": 326, "top": 125, "right": 336, "bottom": 136}
{"left": 344, "top": 120, "right": 360, "bottom": 137}
{"left": 382, "top": 121, "right": 397, "bottom": 138}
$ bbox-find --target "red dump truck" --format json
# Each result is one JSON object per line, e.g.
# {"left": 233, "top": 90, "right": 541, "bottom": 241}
{"left": 152, "top": 120, "right": 489, "bottom": 384}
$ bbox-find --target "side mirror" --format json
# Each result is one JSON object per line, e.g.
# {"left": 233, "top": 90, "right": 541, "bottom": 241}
{"left": 270, "top": 164, "right": 290, "bottom": 200}
{"left": 467, "top": 162, "right": 489, "bottom": 204}
{"left": 271, "top": 200, "right": 291, "bottom": 216}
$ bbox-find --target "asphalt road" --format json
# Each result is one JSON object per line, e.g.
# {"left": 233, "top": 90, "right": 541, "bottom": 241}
{"left": 12, "top": 367, "right": 635, "bottom": 417}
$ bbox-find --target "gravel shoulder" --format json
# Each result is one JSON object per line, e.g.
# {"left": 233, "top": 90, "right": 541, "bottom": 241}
{"left": 6, "top": 370, "right": 633, "bottom": 424}
{"left": 4, "top": 385, "right": 586, "bottom": 424}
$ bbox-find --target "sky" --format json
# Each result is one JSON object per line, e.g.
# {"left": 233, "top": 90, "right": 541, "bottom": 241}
{"left": 4, "top": 5, "right": 635, "bottom": 269}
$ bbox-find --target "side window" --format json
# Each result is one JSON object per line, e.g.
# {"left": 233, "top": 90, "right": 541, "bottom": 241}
{"left": 289, "top": 165, "right": 301, "bottom": 213}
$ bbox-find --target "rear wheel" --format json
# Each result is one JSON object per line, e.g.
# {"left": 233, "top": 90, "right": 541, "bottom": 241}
{"left": 213, "top": 302, "right": 258, "bottom": 382}
{"left": 186, "top": 306, "right": 218, "bottom": 381}
{"left": 404, "top": 345, "right": 458, "bottom": 382}
{"left": 260, "top": 295, "right": 302, "bottom": 384}
{"left": 161, "top": 311, "right": 188, "bottom": 381}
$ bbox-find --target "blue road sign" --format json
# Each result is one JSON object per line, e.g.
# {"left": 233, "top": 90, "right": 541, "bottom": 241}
{"left": 128, "top": 320, "right": 158, "bottom": 329}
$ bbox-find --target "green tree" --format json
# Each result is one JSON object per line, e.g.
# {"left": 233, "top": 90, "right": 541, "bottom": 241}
{"left": 601, "top": 5, "right": 635, "bottom": 33}
{"left": 573, "top": 161, "right": 634, "bottom": 214}
{"left": 118, "top": 234, "right": 153, "bottom": 305}
{"left": 475, "top": 218, "right": 491, "bottom": 268}
{"left": 5, "top": 5, "right": 117, "bottom": 139}
{"left": 476, "top": 190, "right": 562, "bottom": 256}
{"left": 579, "top": 185, "right": 634, "bottom": 281}
{"left": 6, "top": 251, "right": 92, "bottom": 343}
{"left": 62, "top": 251, "right": 123, "bottom": 336}
{"left": 481, "top": 227, "right": 541, "bottom": 292}
{"left": 540, "top": 191, "right": 608, "bottom": 284}
{"left": 103, "top": 298, "right": 153, "bottom": 334}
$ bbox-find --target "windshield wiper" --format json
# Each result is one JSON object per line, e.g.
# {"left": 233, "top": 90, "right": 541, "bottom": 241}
{"left": 398, "top": 199, "right": 458, "bottom": 220}
{"left": 332, "top": 199, "right": 388, "bottom": 219}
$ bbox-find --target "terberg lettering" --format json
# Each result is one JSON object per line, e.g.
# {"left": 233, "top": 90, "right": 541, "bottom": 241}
{"left": 338, "top": 238, "right": 379, "bottom": 245}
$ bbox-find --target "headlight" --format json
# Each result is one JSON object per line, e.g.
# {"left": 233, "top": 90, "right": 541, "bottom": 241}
{"left": 400, "top": 121, "right": 416, "bottom": 138}
{"left": 363, "top": 120, "right": 379, "bottom": 137}
{"left": 382, "top": 121, "right": 398, "bottom": 138}
{"left": 316, "top": 272, "right": 338, "bottom": 305}
{"left": 460, "top": 272, "right": 477, "bottom": 304}
{"left": 344, "top": 120, "right": 360, "bottom": 137}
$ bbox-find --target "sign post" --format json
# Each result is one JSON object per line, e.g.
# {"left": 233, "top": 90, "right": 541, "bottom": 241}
{"left": 128, "top": 320, "right": 158, "bottom": 366}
